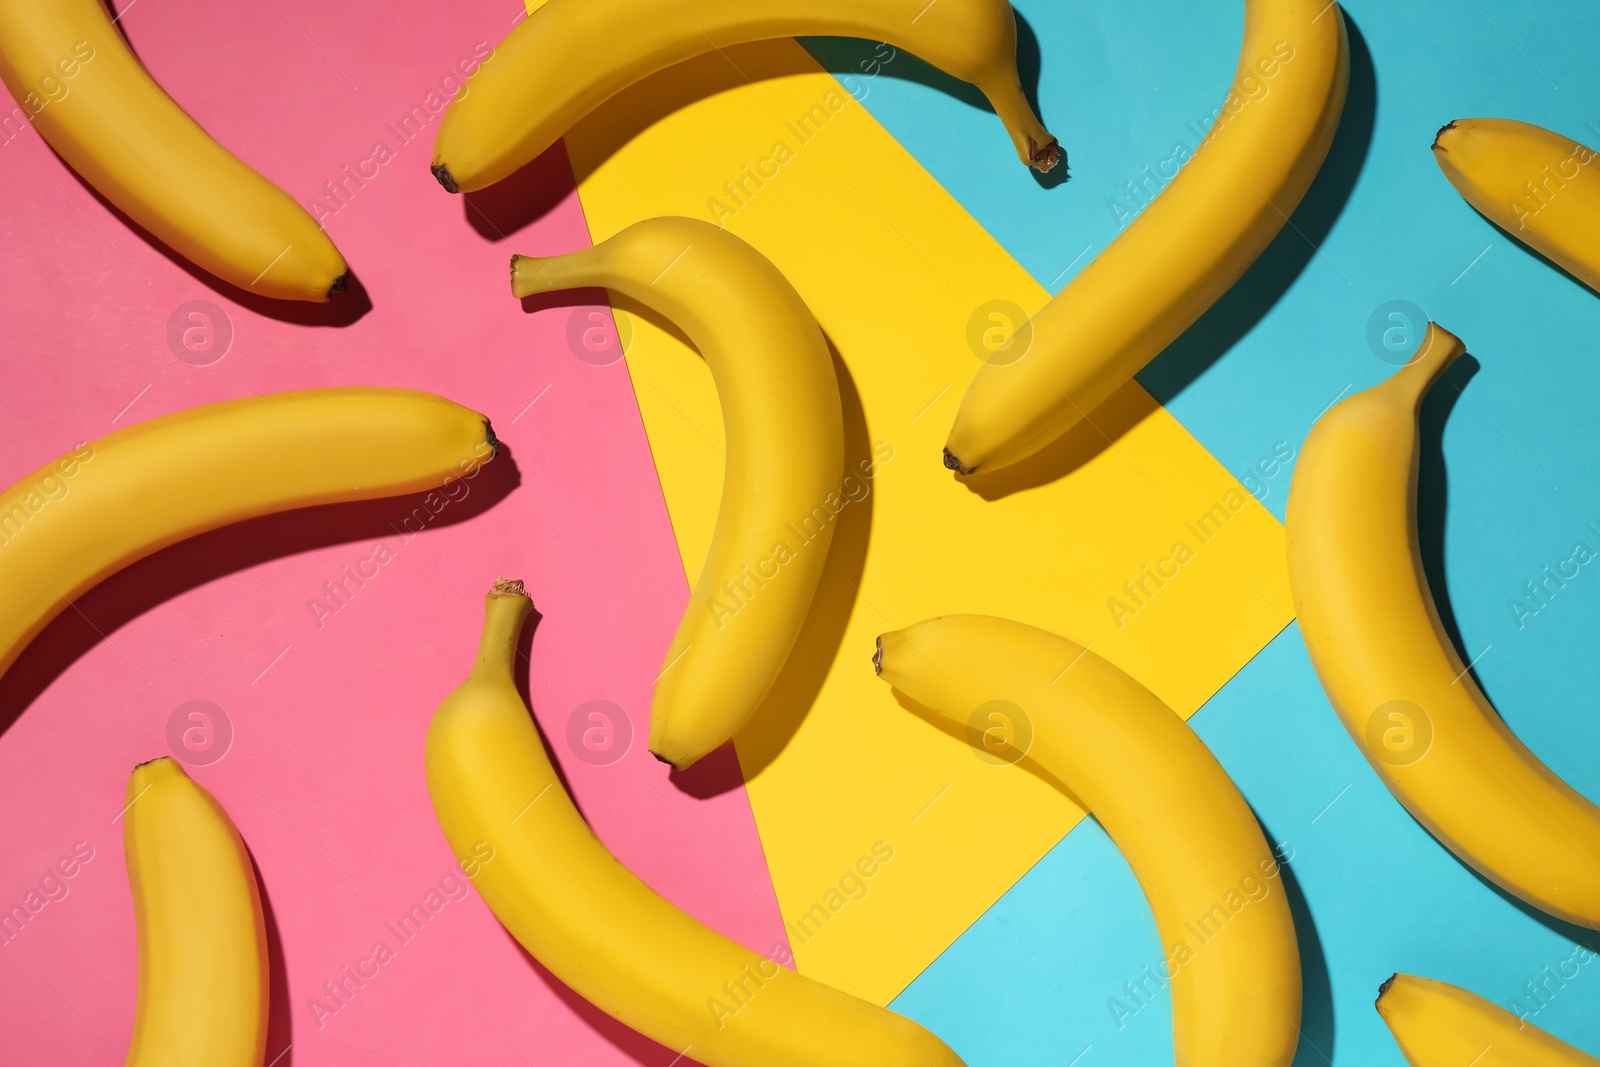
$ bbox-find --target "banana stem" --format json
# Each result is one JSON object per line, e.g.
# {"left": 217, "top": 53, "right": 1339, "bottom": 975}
{"left": 510, "top": 251, "right": 605, "bottom": 299}
{"left": 1386, "top": 322, "right": 1467, "bottom": 409}
{"left": 984, "top": 79, "right": 1061, "bottom": 173}
{"left": 472, "top": 579, "right": 533, "bottom": 679}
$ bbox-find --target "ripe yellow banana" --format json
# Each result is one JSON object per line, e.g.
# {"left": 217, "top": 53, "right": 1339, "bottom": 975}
{"left": 511, "top": 217, "right": 843, "bottom": 770}
{"left": 1434, "top": 118, "right": 1600, "bottom": 294}
{"left": 944, "top": 0, "right": 1348, "bottom": 474}
{"left": 1286, "top": 323, "right": 1600, "bottom": 926}
{"left": 431, "top": 0, "right": 1057, "bottom": 193}
{"left": 0, "top": 0, "right": 348, "bottom": 301}
{"left": 0, "top": 388, "right": 494, "bottom": 683}
{"left": 124, "top": 758, "right": 267, "bottom": 1067}
{"left": 425, "top": 580, "right": 966, "bottom": 1065}
{"left": 875, "top": 613, "right": 1301, "bottom": 1067}
{"left": 1376, "top": 973, "right": 1600, "bottom": 1067}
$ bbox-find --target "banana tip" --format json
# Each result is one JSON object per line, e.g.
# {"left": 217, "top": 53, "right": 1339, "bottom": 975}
{"left": 484, "top": 418, "right": 499, "bottom": 459}
{"left": 431, "top": 163, "right": 460, "bottom": 194}
{"left": 129, "top": 757, "right": 183, "bottom": 790}
{"left": 872, "top": 636, "right": 884, "bottom": 675}
{"left": 1432, "top": 120, "right": 1458, "bottom": 152}
{"left": 1376, "top": 973, "right": 1398, "bottom": 1003}
{"left": 943, "top": 447, "right": 973, "bottom": 475}
{"left": 327, "top": 271, "right": 351, "bottom": 300}
{"left": 650, "top": 749, "right": 691, "bottom": 772}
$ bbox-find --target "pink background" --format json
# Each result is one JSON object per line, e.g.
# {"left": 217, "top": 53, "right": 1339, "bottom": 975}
{"left": 0, "top": 0, "right": 786, "bottom": 1062}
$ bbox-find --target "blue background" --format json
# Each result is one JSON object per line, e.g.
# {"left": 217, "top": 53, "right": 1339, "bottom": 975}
{"left": 805, "top": 0, "right": 1600, "bottom": 1062}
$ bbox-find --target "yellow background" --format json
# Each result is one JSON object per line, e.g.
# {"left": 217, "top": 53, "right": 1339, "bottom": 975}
{"left": 565, "top": 39, "right": 1294, "bottom": 1003}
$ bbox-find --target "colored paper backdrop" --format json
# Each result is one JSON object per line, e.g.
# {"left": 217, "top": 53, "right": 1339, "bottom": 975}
{"left": 2, "top": 0, "right": 1599, "bottom": 1063}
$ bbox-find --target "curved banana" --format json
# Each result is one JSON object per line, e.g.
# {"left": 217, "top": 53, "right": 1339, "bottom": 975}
{"left": 1376, "top": 973, "right": 1599, "bottom": 1067}
{"left": 431, "top": 0, "right": 1057, "bottom": 193}
{"left": 425, "top": 580, "right": 966, "bottom": 1066}
{"left": 1434, "top": 118, "right": 1600, "bottom": 294}
{"left": 0, "top": 0, "right": 348, "bottom": 301}
{"left": 125, "top": 758, "right": 267, "bottom": 1066}
{"left": 0, "top": 389, "right": 494, "bottom": 683}
{"left": 1286, "top": 322, "right": 1600, "bottom": 926}
{"left": 875, "top": 613, "right": 1301, "bottom": 1067}
{"left": 511, "top": 217, "right": 842, "bottom": 770}
{"left": 943, "top": 0, "right": 1348, "bottom": 474}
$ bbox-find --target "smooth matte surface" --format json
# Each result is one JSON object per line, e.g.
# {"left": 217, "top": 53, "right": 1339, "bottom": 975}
{"left": 565, "top": 36, "right": 1297, "bottom": 1005}
{"left": 4, "top": 0, "right": 1599, "bottom": 1061}
{"left": 840, "top": 1, "right": 1600, "bottom": 1061}
{"left": 897, "top": 628, "right": 1600, "bottom": 1064}
{"left": 0, "top": 2, "right": 781, "bottom": 1064}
